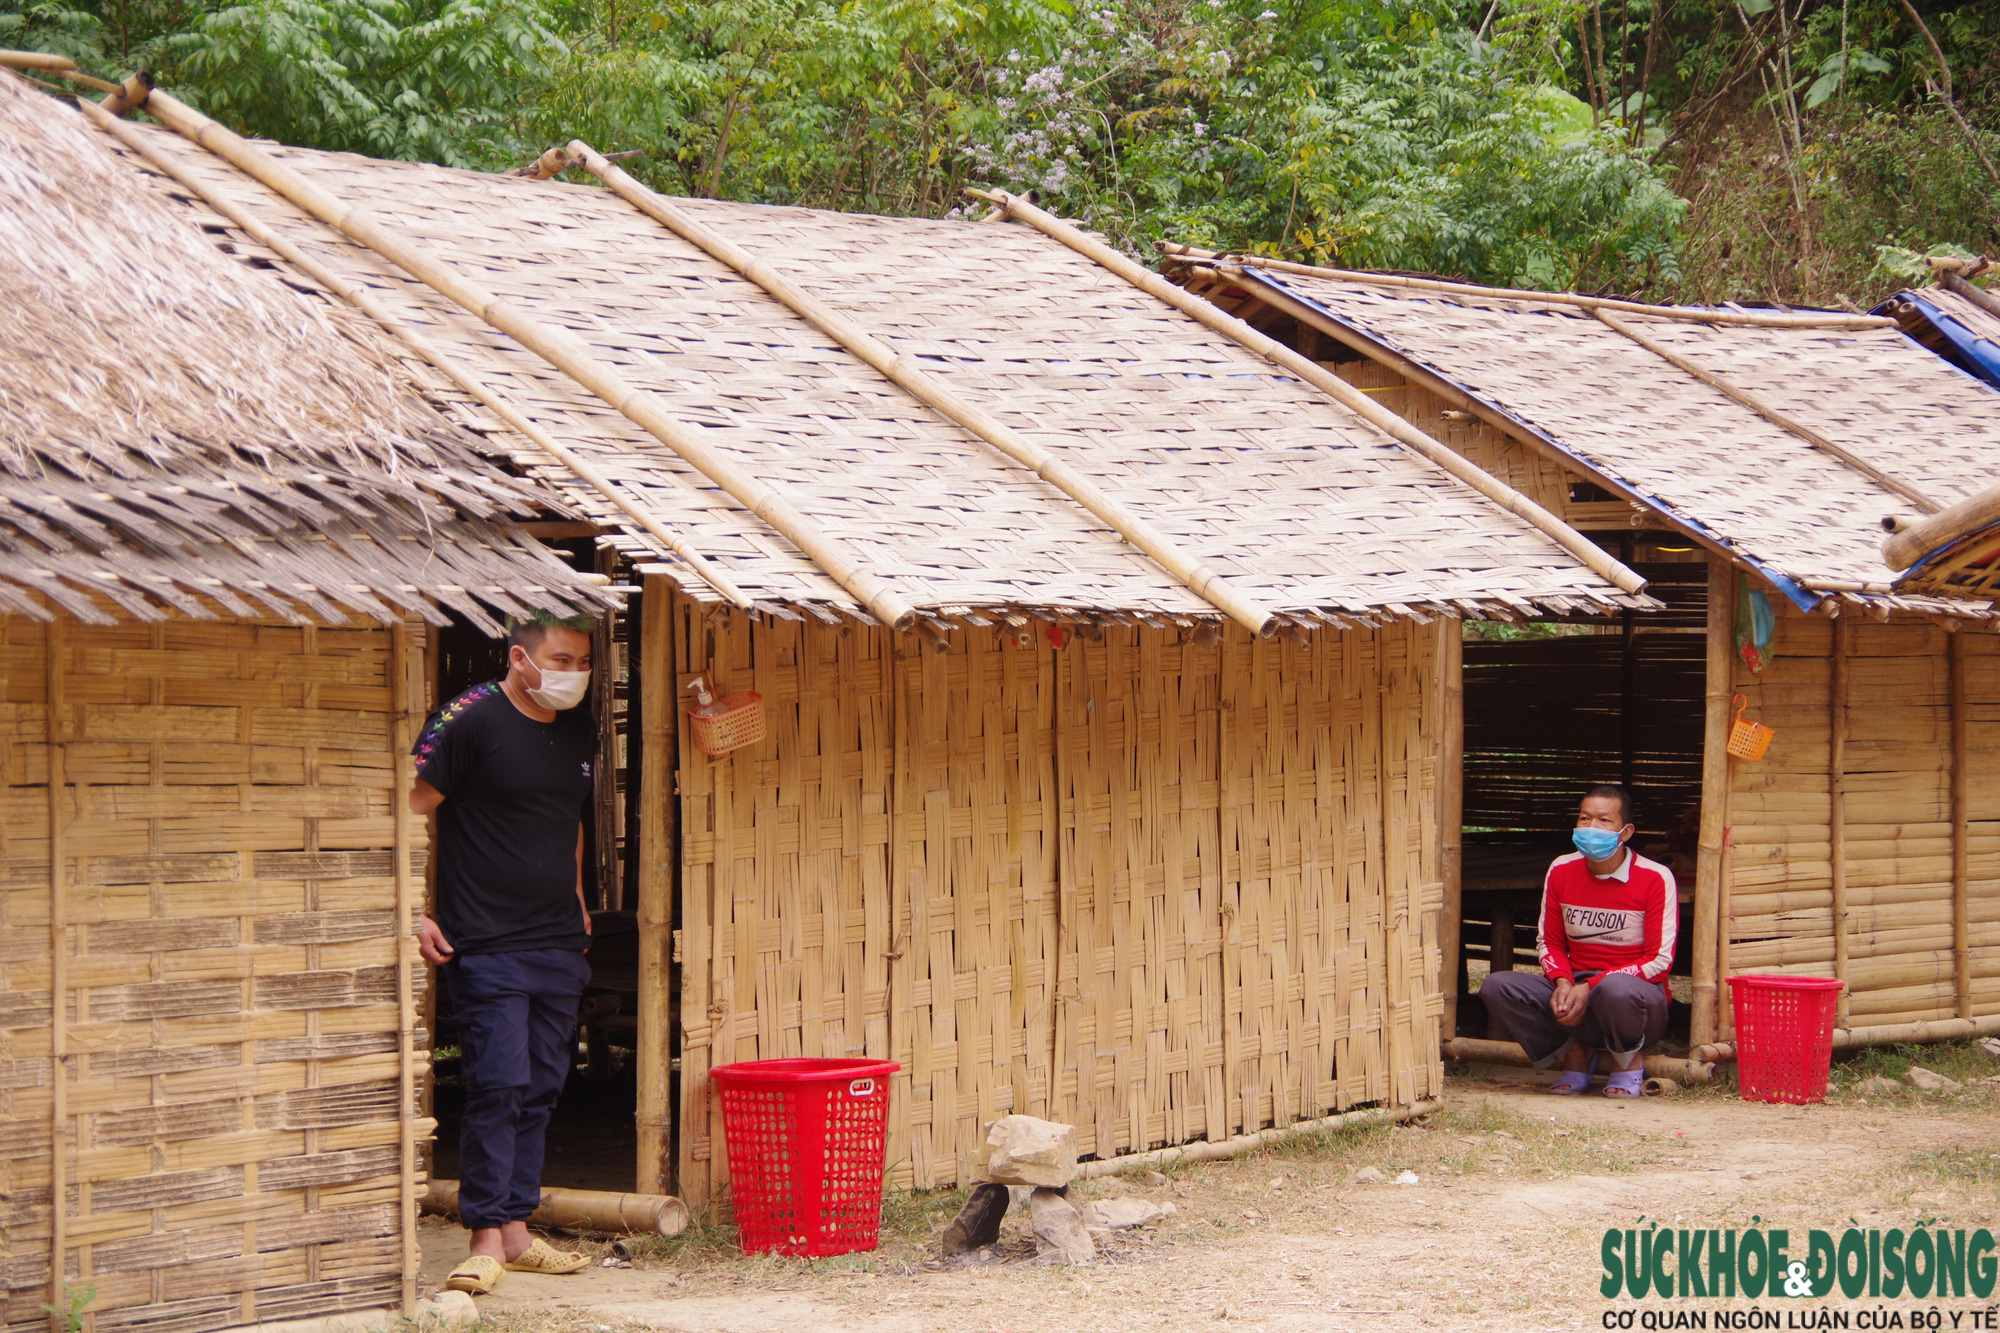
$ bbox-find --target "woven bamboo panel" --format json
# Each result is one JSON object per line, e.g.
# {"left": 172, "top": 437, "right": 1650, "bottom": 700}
{"left": 0, "top": 614, "right": 422, "bottom": 1333}
{"left": 1722, "top": 600, "right": 1999, "bottom": 1020}
{"left": 671, "top": 591, "right": 1443, "bottom": 1203}
{"left": 1268, "top": 273, "right": 2000, "bottom": 610}
{"left": 113, "top": 124, "right": 1643, "bottom": 627}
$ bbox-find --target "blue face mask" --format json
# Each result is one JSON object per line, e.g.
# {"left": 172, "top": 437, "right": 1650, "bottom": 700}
{"left": 1572, "top": 826, "right": 1624, "bottom": 861}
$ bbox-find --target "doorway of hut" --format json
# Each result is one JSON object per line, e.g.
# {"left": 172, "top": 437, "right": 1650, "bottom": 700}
{"left": 424, "top": 539, "right": 646, "bottom": 1200}
{"left": 1454, "top": 532, "right": 1710, "bottom": 1045}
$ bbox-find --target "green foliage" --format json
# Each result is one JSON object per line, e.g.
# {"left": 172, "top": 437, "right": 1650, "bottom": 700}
{"left": 40, "top": 1283, "right": 96, "bottom": 1333}
{"left": 4, "top": 0, "right": 1994, "bottom": 302}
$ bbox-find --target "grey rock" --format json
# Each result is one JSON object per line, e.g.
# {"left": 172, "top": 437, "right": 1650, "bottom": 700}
{"left": 1083, "top": 1196, "right": 1176, "bottom": 1232}
{"left": 1140, "top": 1170, "right": 1170, "bottom": 1187}
{"left": 1029, "top": 1186, "right": 1095, "bottom": 1264}
{"left": 1350, "top": 1166, "right": 1387, "bottom": 1183}
{"left": 1978, "top": 1037, "right": 2000, "bottom": 1061}
{"left": 940, "top": 1182, "right": 1011, "bottom": 1256}
{"left": 1856, "top": 1075, "right": 1904, "bottom": 1097}
{"left": 1904, "top": 1066, "right": 1964, "bottom": 1093}
{"left": 983, "top": 1115, "right": 1079, "bottom": 1188}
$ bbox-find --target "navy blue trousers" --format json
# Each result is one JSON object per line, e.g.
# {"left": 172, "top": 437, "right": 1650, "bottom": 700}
{"left": 443, "top": 947, "right": 590, "bottom": 1230}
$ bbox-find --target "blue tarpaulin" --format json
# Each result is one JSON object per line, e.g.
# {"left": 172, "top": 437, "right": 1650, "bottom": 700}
{"left": 1881, "top": 290, "right": 2000, "bottom": 389}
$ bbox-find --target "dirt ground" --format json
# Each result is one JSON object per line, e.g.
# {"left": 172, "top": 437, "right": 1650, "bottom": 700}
{"left": 427, "top": 1049, "right": 2000, "bottom": 1333}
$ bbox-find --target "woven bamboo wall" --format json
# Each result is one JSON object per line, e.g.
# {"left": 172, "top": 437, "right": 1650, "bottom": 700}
{"left": 1724, "top": 599, "right": 1999, "bottom": 1025}
{"left": 0, "top": 613, "right": 423, "bottom": 1333}
{"left": 670, "top": 592, "right": 1445, "bottom": 1204}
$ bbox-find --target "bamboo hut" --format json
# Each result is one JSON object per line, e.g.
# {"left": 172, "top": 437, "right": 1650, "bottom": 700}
{"left": 32, "top": 75, "right": 1675, "bottom": 1207}
{"left": 1164, "top": 250, "right": 2000, "bottom": 1053}
{"left": 0, "top": 71, "right": 610, "bottom": 1333}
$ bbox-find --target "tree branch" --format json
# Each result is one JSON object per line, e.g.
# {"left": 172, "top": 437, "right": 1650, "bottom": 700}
{"left": 1895, "top": 0, "right": 2000, "bottom": 193}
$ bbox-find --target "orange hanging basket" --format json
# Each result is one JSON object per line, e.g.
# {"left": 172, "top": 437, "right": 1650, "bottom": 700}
{"left": 1726, "top": 693, "right": 1774, "bottom": 761}
{"left": 688, "top": 677, "right": 767, "bottom": 758}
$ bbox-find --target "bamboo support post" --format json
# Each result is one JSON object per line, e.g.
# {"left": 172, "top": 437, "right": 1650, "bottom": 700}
{"left": 1950, "top": 631, "right": 1970, "bottom": 1020}
{"left": 1882, "top": 480, "right": 2000, "bottom": 570}
{"left": 389, "top": 622, "right": 418, "bottom": 1318}
{"left": 1071, "top": 1099, "right": 1443, "bottom": 1177}
{"left": 1690, "top": 558, "right": 1733, "bottom": 1048}
{"left": 45, "top": 617, "right": 68, "bottom": 1327}
{"left": 1157, "top": 244, "right": 1897, "bottom": 330}
{"left": 1438, "top": 620, "right": 1464, "bottom": 1039}
{"left": 635, "top": 576, "right": 675, "bottom": 1193}
{"left": 1829, "top": 615, "right": 1850, "bottom": 1028}
{"left": 421, "top": 1180, "right": 689, "bottom": 1234}
{"left": 1441, "top": 1038, "right": 1714, "bottom": 1085}
{"left": 73, "top": 98, "right": 752, "bottom": 612}
{"left": 1593, "top": 311, "right": 1941, "bottom": 515}
{"left": 964, "top": 189, "right": 1648, "bottom": 600}
{"left": 574, "top": 145, "right": 1278, "bottom": 638}
{"left": 132, "top": 90, "right": 914, "bottom": 627}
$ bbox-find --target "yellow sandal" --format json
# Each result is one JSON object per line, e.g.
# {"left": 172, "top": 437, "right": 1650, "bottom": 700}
{"left": 505, "top": 1236, "right": 591, "bottom": 1275}
{"left": 444, "top": 1254, "right": 506, "bottom": 1295}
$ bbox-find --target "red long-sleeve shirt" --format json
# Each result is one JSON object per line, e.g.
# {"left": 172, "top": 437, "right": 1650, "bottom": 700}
{"left": 1536, "top": 849, "right": 1678, "bottom": 995}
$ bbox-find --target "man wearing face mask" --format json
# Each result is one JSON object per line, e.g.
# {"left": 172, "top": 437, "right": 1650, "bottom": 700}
{"left": 1478, "top": 785, "right": 1676, "bottom": 1099}
{"left": 409, "top": 614, "right": 599, "bottom": 1294}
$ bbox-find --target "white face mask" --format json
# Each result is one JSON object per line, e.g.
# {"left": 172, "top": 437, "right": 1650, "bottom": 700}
{"left": 517, "top": 650, "right": 590, "bottom": 711}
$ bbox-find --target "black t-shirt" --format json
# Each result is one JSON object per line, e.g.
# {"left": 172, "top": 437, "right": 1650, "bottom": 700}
{"left": 414, "top": 680, "right": 595, "bottom": 956}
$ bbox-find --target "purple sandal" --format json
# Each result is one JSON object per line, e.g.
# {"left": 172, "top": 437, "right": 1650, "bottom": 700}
{"left": 1551, "top": 1055, "right": 1599, "bottom": 1095}
{"left": 1604, "top": 1067, "right": 1645, "bottom": 1098}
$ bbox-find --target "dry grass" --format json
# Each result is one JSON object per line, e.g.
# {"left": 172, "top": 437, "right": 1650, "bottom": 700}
{"left": 1675, "top": 1038, "right": 2000, "bottom": 1108}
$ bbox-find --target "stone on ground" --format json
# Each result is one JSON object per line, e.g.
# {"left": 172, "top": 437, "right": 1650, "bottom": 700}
{"left": 1903, "top": 1066, "right": 1963, "bottom": 1093}
{"left": 1350, "top": 1166, "right": 1386, "bottom": 1183}
{"left": 1029, "top": 1187, "right": 1095, "bottom": 1264}
{"left": 1978, "top": 1037, "right": 2000, "bottom": 1061}
{"left": 1856, "top": 1075, "right": 1903, "bottom": 1097}
{"left": 983, "top": 1115, "right": 1079, "bottom": 1187}
{"left": 940, "top": 1182, "right": 1011, "bottom": 1256}
{"left": 1081, "top": 1196, "right": 1177, "bottom": 1233}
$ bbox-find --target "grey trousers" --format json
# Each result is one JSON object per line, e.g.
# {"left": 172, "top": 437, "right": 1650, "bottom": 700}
{"left": 1480, "top": 970, "right": 1669, "bottom": 1067}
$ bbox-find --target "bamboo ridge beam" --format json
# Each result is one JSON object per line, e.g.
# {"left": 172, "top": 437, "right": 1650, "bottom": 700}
{"left": 1690, "top": 560, "right": 1733, "bottom": 1049}
{"left": 965, "top": 189, "right": 1648, "bottom": 600}
{"left": 74, "top": 98, "right": 753, "bottom": 612}
{"left": 572, "top": 145, "right": 1276, "bottom": 637}
{"left": 422, "top": 1180, "right": 689, "bottom": 1234}
{"left": 1158, "top": 244, "right": 1897, "bottom": 330}
{"left": 134, "top": 90, "right": 918, "bottom": 629}
{"left": 1829, "top": 616, "right": 1851, "bottom": 1028}
{"left": 1950, "top": 632, "right": 1970, "bottom": 1020}
{"left": 1593, "top": 310, "right": 1942, "bottom": 515}
{"left": 1072, "top": 1099, "right": 1444, "bottom": 1177}
{"left": 1881, "top": 481, "right": 2000, "bottom": 570}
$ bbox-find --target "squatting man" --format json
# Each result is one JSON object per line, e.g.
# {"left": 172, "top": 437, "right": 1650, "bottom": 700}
{"left": 409, "top": 614, "right": 601, "bottom": 1295}
{"left": 1482, "top": 785, "right": 1677, "bottom": 1098}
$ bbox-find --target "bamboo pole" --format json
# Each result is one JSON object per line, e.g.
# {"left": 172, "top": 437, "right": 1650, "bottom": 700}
{"left": 1950, "top": 630, "right": 1970, "bottom": 1020}
{"left": 1692, "top": 1012, "right": 2000, "bottom": 1065}
{"left": 389, "top": 622, "right": 418, "bottom": 1319}
{"left": 1690, "top": 558, "right": 1733, "bottom": 1048}
{"left": 73, "top": 98, "right": 751, "bottom": 612}
{"left": 1440, "top": 1038, "right": 1714, "bottom": 1085}
{"left": 1882, "top": 480, "right": 2000, "bottom": 570}
{"left": 133, "top": 90, "right": 917, "bottom": 630}
{"left": 1593, "top": 311, "right": 1941, "bottom": 515}
{"left": 964, "top": 189, "right": 1649, "bottom": 601}
{"left": 1829, "top": 614, "right": 1850, "bottom": 1029}
{"left": 44, "top": 616, "right": 68, "bottom": 1329}
{"left": 1438, "top": 619, "right": 1464, "bottom": 1040}
{"left": 1156, "top": 244, "right": 1896, "bottom": 330}
{"left": 1071, "top": 1099, "right": 1442, "bottom": 1178}
{"left": 421, "top": 1180, "right": 689, "bottom": 1234}
{"left": 571, "top": 145, "right": 1278, "bottom": 639}
{"left": 635, "top": 576, "right": 675, "bottom": 1194}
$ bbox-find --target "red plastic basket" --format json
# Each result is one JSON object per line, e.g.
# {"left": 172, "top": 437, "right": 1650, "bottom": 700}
{"left": 709, "top": 1057, "right": 900, "bottom": 1256}
{"left": 1727, "top": 974, "right": 1844, "bottom": 1104}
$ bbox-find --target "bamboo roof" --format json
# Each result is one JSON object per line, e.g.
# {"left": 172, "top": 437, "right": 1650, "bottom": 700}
{"left": 69, "top": 107, "right": 1659, "bottom": 631}
{"left": 0, "top": 72, "right": 611, "bottom": 632}
{"left": 1186, "top": 258, "right": 2000, "bottom": 617}
{"left": 1882, "top": 286, "right": 2000, "bottom": 392}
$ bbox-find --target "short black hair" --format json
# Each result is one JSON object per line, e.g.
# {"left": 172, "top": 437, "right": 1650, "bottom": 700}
{"left": 507, "top": 611, "right": 598, "bottom": 656}
{"left": 1583, "top": 783, "right": 1634, "bottom": 828}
